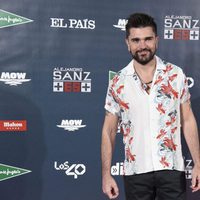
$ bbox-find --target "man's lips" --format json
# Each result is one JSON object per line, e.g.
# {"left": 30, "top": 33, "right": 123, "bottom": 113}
{"left": 139, "top": 51, "right": 149, "bottom": 56}
{"left": 138, "top": 50, "right": 150, "bottom": 56}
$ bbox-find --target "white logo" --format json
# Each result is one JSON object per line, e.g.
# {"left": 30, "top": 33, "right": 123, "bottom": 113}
{"left": 111, "top": 162, "right": 124, "bottom": 175}
{"left": 185, "top": 159, "right": 193, "bottom": 179}
{"left": 117, "top": 125, "right": 121, "bottom": 133}
{"left": 0, "top": 9, "right": 33, "bottom": 29}
{"left": 0, "top": 72, "right": 31, "bottom": 86}
{"left": 113, "top": 19, "right": 127, "bottom": 31}
{"left": 164, "top": 15, "right": 199, "bottom": 40}
{"left": 53, "top": 67, "right": 91, "bottom": 93}
{"left": 54, "top": 161, "right": 86, "bottom": 179}
{"left": 57, "top": 119, "right": 86, "bottom": 131}
{"left": 50, "top": 18, "right": 95, "bottom": 29}
{"left": 187, "top": 77, "right": 194, "bottom": 88}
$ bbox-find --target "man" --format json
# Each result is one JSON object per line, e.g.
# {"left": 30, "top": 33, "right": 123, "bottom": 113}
{"left": 101, "top": 13, "right": 200, "bottom": 200}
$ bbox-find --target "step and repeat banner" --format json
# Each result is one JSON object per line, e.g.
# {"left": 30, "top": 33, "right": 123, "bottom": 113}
{"left": 0, "top": 0, "right": 199, "bottom": 199}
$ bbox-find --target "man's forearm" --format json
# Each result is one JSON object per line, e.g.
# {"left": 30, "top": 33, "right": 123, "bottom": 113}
{"left": 101, "top": 126, "right": 119, "bottom": 199}
{"left": 101, "top": 112, "right": 118, "bottom": 177}
{"left": 101, "top": 131, "right": 114, "bottom": 177}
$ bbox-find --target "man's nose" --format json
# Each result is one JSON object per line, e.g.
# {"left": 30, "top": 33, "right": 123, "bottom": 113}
{"left": 138, "top": 40, "right": 147, "bottom": 49}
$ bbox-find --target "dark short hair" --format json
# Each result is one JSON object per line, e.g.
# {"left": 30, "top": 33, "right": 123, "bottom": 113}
{"left": 125, "top": 13, "right": 157, "bottom": 38}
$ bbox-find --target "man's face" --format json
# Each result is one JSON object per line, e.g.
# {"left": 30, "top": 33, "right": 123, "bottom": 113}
{"left": 126, "top": 26, "right": 158, "bottom": 65}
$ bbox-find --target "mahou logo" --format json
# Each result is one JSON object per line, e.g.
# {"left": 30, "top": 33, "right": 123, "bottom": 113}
{"left": 0, "top": 120, "right": 27, "bottom": 131}
{"left": 0, "top": 72, "right": 31, "bottom": 86}
{"left": 113, "top": 19, "right": 127, "bottom": 31}
{"left": 57, "top": 119, "right": 86, "bottom": 131}
{"left": 53, "top": 67, "right": 91, "bottom": 93}
{"left": 164, "top": 15, "right": 199, "bottom": 40}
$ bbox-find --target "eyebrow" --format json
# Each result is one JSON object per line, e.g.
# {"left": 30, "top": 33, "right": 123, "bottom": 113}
{"left": 130, "top": 36, "right": 154, "bottom": 41}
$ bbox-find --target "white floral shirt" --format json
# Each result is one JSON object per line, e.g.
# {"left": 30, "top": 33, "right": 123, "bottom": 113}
{"left": 105, "top": 56, "right": 190, "bottom": 175}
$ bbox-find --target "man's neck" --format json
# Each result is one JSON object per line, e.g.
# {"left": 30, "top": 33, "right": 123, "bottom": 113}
{"left": 134, "top": 57, "right": 157, "bottom": 73}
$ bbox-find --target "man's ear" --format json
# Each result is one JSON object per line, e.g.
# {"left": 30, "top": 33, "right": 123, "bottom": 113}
{"left": 125, "top": 39, "right": 130, "bottom": 52}
{"left": 156, "top": 36, "right": 159, "bottom": 48}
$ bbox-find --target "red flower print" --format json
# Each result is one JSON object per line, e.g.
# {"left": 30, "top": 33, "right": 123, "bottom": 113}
{"left": 171, "top": 127, "right": 177, "bottom": 134}
{"left": 126, "top": 147, "right": 136, "bottom": 162}
{"left": 163, "top": 65, "right": 172, "bottom": 73}
{"left": 166, "top": 116, "right": 176, "bottom": 126}
{"left": 110, "top": 89, "right": 129, "bottom": 110}
{"left": 111, "top": 76, "right": 119, "bottom": 88}
{"left": 118, "top": 99, "right": 129, "bottom": 110}
{"left": 155, "top": 75, "right": 164, "bottom": 85}
{"left": 169, "top": 74, "right": 177, "bottom": 82}
{"left": 116, "top": 85, "right": 124, "bottom": 94}
{"left": 161, "top": 81, "right": 178, "bottom": 99}
{"left": 160, "top": 156, "right": 170, "bottom": 167}
{"left": 156, "top": 129, "right": 167, "bottom": 139}
{"left": 121, "top": 121, "right": 131, "bottom": 137}
{"left": 163, "top": 137, "right": 177, "bottom": 151}
{"left": 156, "top": 103, "right": 165, "bottom": 114}
{"left": 129, "top": 137, "right": 133, "bottom": 144}
{"left": 163, "top": 65, "right": 173, "bottom": 74}
{"left": 121, "top": 126, "right": 130, "bottom": 137}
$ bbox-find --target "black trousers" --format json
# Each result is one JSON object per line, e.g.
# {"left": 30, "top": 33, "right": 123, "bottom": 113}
{"left": 124, "top": 170, "right": 186, "bottom": 200}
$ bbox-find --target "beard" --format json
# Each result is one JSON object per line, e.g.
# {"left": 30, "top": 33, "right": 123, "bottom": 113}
{"left": 131, "top": 48, "right": 156, "bottom": 65}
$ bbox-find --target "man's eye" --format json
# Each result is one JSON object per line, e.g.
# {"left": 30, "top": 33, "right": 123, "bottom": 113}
{"left": 145, "top": 37, "right": 153, "bottom": 41}
{"left": 132, "top": 39, "right": 140, "bottom": 43}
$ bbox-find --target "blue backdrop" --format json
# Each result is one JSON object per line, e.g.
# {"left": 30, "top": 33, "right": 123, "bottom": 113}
{"left": 0, "top": 0, "right": 199, "bottom": 199}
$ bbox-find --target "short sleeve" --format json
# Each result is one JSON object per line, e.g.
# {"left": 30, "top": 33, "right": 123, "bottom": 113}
{"left": 180, "top": 71, "right": 191, "bottom": 104}
{"left": 104, "top": 77, "right": 121, "bottom": 116}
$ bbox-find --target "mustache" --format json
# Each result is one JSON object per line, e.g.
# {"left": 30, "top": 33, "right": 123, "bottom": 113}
{"left": 136, "top": 48, "right": 151, "bottom": 54}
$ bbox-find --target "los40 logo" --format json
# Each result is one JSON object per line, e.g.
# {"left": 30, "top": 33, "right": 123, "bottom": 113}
{"left": 54, "top": 161, "right": 86, "bottom": 179}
